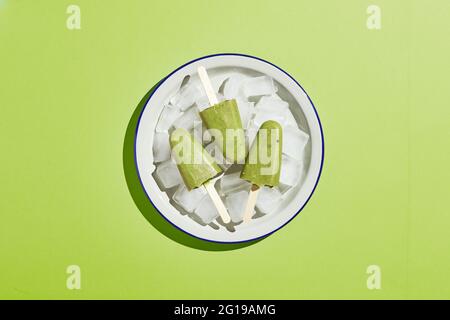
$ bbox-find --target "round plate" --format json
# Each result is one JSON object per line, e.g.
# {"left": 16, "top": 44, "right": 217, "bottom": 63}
{"left": 135, "top": 53, "right": 324, "bottom": 243}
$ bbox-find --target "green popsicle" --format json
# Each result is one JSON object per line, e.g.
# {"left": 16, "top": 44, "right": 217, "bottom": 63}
{"left": 199, "top": 99, "right": 246, "bottom": 164}
{"left": 169, "top": 128, "right": 222, "bottom": 190}
{"left": 240, "top": 120, "right": 283, "bottom": 187}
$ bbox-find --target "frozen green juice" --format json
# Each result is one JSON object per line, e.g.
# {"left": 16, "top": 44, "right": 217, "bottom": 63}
{"left": 169, "top": 128, "right": 222, "bottom": 190}
{"left": 200, "top": 99, "right": 246, "bottom": 164}
{"left": 240, "top": 120, "right": 282, "bottom": 187}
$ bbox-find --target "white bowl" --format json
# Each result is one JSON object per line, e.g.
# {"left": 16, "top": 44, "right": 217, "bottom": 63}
{"left": 135, "top": 54, "right": 324, "bottom": 243}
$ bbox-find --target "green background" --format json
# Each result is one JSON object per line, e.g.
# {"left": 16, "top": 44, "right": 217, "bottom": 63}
{"left": 1, "top": 0, "right": 449, "bottom": 299}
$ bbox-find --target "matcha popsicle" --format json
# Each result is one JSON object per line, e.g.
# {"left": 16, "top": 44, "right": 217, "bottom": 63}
{"left": 240, "top": 120, "right": 283, "bottom": 222}
{"left": 197, "top": 66, "right": 246, "bottom": 163}
{"left": 170, "top": 128, "right": 231, "bottom": 223}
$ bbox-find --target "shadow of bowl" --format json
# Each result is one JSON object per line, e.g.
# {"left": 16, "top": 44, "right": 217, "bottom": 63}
{"left": 123, "top": 82, "right": 262, "bottom": 251}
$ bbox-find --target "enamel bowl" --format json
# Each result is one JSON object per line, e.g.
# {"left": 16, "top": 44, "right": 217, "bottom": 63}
{"left": 135, "top": 53, "right": 324, "bottom": 243}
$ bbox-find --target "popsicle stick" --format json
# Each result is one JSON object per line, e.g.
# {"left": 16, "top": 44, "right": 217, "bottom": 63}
{"left": 197, "top": 66, "right": 219, "bottom": 105}
{"left": 242, "top": 184, "right": 260, "bottom": 223}
{"left": 203, "top": 179, "right": 231, "bottom": 224}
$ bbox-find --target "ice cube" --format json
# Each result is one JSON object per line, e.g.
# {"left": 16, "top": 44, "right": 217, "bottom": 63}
{"left": 280, "top": 154, "right": 303, "bottom": 187}
{"left": 173, "top": 106, "right": 201, "bottom": 131}
{"left": 242, "top": 76, "right": 277, "bottom": 98}
{"left": 256, "top": 186, "right": 282, "bottom": 214}
{"left": 170, "top": 83, "right": 202, "bottom": 111}
{"left": 253, "top": 109, "right": 287, "bottom": 127}
{"left": 155, "top": 159, "right": 183, "bottom": 189}
{"left": 156, "top": 104, "right": 182, "bottom": 132}
{"left": 153, "top": 132, "right": 171, "bottom": 163}
{"left": 282, "top": 126, "right": 309, "bottom": 160}
{"left": 255, "top": 95, "right": 289, "bottom": 112}
{"left": 195, "top": 95, "right": 210, "bottom": 112}
{"left": 192, "top": 122, "right": 212, "bottom": 145}
{"left": 269, "top": 93, "right": 283, "bottom": 100}
{"left": 252, "top": 96, "right": 289, "bottom": 126}
{"left": 225, "top": 190, "right": 252, "bottom": 223}
{"left": 223, "top": 74, "right": 246, "bottom": 99}
{"left": 246, "top": 121, "right": 259, "bottom": 148}
{"left": 194, "top": 196, "right": 219, "bottom": 224}
{"left": 205, "top": 142, "right": 231, "bottom": 169}
{"left": 211, "top": 74, "right": 231, "bottom": 93}
{"left": 195, "top": 93, "right": 225, "bottom": 112}
{"left": 219, "top": 171, "right": 251, "bottom": 195}
{"left": 277, "top": 183, "right": 292, "bottom": 194}
{"left": 173, "top": 185, "right": 207, "bottom": 213}
{"left": 284, "top": 110, "right": 298, "bottom": 128}
{"left": 236, "top": 97, "right": 255, "bottom": 129}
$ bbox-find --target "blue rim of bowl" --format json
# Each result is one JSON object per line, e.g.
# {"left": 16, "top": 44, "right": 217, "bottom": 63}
{"left": 134, "top": 53, "right": 325, "bottom": 244}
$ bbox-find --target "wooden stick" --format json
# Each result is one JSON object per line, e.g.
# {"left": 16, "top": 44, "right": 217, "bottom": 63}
{"left": 242, "top": 184, "right": 260, "bottom": 223}
{"left": 197, "top": 66, "right": 230, "bottom": 224}
{"left": 197, "top": 66, "right": 219, "bottom": 105}
{"left": 203, "top": 179, "right": 231, "bottom": 224}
